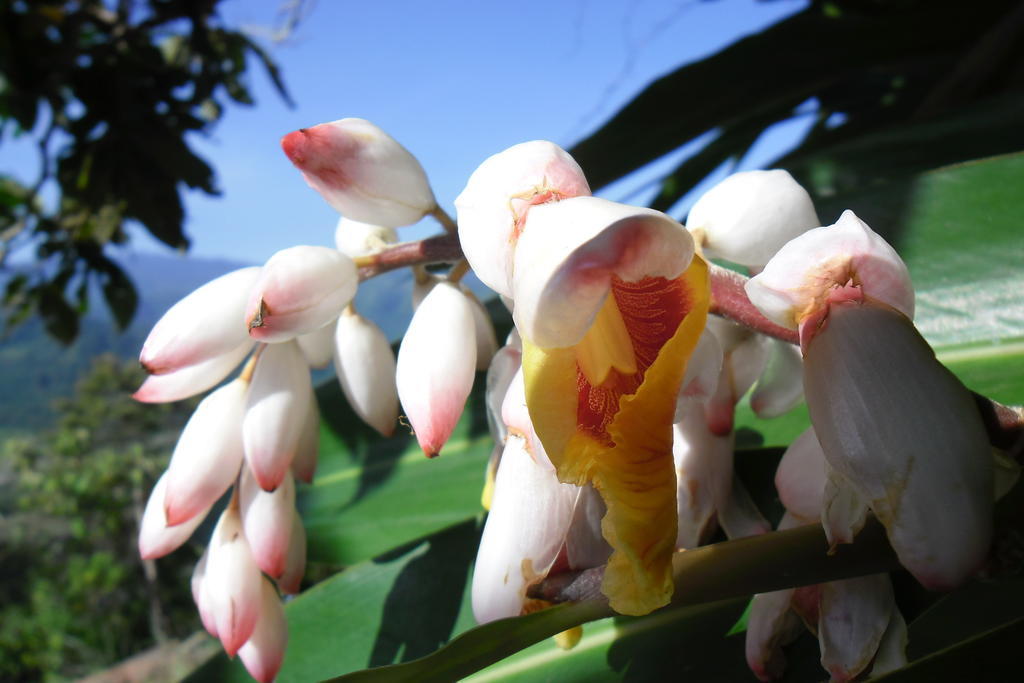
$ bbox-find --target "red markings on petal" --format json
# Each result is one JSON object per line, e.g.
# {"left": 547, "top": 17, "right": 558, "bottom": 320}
{"left": 576, "top": 275, "right": 692, "bottom": 446}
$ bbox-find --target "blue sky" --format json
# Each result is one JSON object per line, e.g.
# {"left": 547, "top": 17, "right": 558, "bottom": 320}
{"left": 6, "top": 0, "right": 811, "bottom": 265}
{"left": 168, "top": 0, "right": 812, "bottom": 263}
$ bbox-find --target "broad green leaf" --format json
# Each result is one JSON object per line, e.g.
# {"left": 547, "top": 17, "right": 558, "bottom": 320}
{"left": 302, "top": 376, "right": 493, "bottom": 566}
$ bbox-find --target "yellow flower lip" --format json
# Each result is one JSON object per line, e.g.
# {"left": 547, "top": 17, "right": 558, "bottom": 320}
{"left": 523, "top": 256, "right": 710, "bottom": 616}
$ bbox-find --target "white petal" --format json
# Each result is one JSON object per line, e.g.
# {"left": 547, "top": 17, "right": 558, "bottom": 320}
{"left": 686, "top": 169, "right": 819, "bottom": 268}
{"left": 296, "top": 319, "right": 337, "bottom": 368}
{"left": 163, "top": 379, "right": 247, "bottom": 526}
{"left": 243, "top": 341, "right": 314, "bottom": 490}
{"left": 750, "top": 338, "right": 804, "bottom": 418}
{"left": 334, "top": 308, "right": 398, "bottom": 437}
{"left": 206, "top": 507, "right": 264, "bottom": 657}
{"left": 140, "top": 267, "right": 260, "bottom": 374}
{"left": 745, "top": 588, "right": 804, "bottom": 682}
{"left": 281, "top": 118, "right": 436, "bottom": 227}
{"left": 674, "top": 328, "right": 723, "bottom": 418}
{"left": 500, "top": 367, "right": 546, "bottom": 461}
{"left": 247, "top": 246, "right": 357, "bottom": 343}
{"left": 396, "top": 282, "right": 476, "bottom": 456}
{"left": 775, "top": 427, "right": 827, "bottom": 524}
{"left": 512, "top": 196, "right": 694, "bottom": 348}
{"left": 870, "top": 602, "right": 909, "bottom": 676}
{"left": 485, "top": 342, "right": 522, "bottom": 445}
{"left": 818, "top": 574, "right": 896, "bottom": 682}
{"left": 471, "top": 433, "right": 580, "bottom": 623}
{"left": 334, "top": 216, "right": 398, "bottom": 258}
{"left": 238, "top": 578, "right": 288, "bottom": 683}
{"left": 821, "top": 463, "right": 869, "bottom": 549}
{"left": 456, "top": 140, "right": 591, "bottom": 297}
{"left": 805, "top": 302, "right": 992, "bottom": 589}
{"left": 745, "top": 210, "right": 914, "bottom": 330}
{"left": 703, "top": 317, "right": 769, "bottom": 435}
{"left": 673, "top": 402, "right": 734, "bottom": 549}
{"left": 465, "top": 288, "right": 498, "bottom": 370}
{"left": 191, "top": 549, "right": 218, "bottom": 637}
{"left": 133, "top": 341, "right": 253, "bottom": 404}
{"left": 240, "top": 469, "right": 296, "bottom": 578}
{"left": 139, "top": 472, "right": 208, "bottom": 559}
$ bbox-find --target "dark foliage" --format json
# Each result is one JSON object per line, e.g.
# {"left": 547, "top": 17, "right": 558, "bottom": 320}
{"left": 0, "top": 0, "right": 290, "bottom": 343}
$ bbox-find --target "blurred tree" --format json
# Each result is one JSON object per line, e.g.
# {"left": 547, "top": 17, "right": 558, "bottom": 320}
{"left": 0, "top": 0, "right": 293, "bottom": 343}
{"left": 0, "top": 355, "right": 199, "bottom": 680}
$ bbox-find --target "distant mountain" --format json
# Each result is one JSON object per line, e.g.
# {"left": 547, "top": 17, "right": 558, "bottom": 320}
{"left": 0, "top": 253, "right": 252, "bottom": 432}
{"left": 0, "top": 251, "right": 492, "bottom": 433}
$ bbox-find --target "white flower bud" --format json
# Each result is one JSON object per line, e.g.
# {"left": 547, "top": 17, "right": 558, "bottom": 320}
{"left": 163, "top": 379, "right": 247, "bottom": 526}
{"left": 334, "top": 216, "right": 398, "bottom": 258}
{"left": 246, "top": 246, "right": 357, "bottom": 344}
{"left": 456, "top": 141, "right": 591, "bottom": 297}
{"left": 396, "top": 282, "right": 476, "bottom": 457}
{"left": 140, "top": 267, "right": 259, "bottom": 375}
{"left": 334, "top": 308, "right": 398, "bottom": 437}
{"left": 243, "top": 341, "right": 314, "bottom": 490}
{"left": 281, "top": 118, "right": 436, "bottom": 228}
{"left": 686, "top": 169, "right": 819, "bottom": 268}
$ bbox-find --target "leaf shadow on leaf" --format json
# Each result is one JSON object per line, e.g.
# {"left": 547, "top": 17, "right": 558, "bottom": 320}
{"left": 315, "top": 379, "right": 413, "bottom": 511}
{"left": 593, "top": 598, "right": 828, "bottom": 682}
{"left": 367, "top": 518, "right": 481, "bottom": 666}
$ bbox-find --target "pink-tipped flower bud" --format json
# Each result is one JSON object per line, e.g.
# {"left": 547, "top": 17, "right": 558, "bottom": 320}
{"left": 246, "top": 246, "right": 357, "bottom": 344}
{"left": 455, "top": 141, "right": 591, "bottom": 297}
{"left": 206, "top": 507, "right": 264, "bottom": 657}
{"left": 140, "top": 267, "right": 260, "bottom": 375}
{"left": 686, "top": 169, "right": 819, "bottom": 268}
{"left": 191, "top": 550, "right": 218, "bottom": 637}
{"left": 238, "top": 578, "right": 289, "bottom": 683}
{"left": 138, "top": 472, "right": 209, "bottom": 559}
{"left": 243, "top": 341, "right": 315, "bottom": 491}
{"left": 281, "top": 118, "right": 436, "bottom": 228}
{"left": 333, "top": 307, "right": 398, "bottom": 437}
{"left": 396, "top": 282, "right": 477, "bottom": 457}
{"left": 240, "top": 469, "right": 296, "bottom": 579}
{"left": 133, "top": 341, "right": 253, "bottom": 403}
{"left": 163, "top": 379, "right": 247, "bottom": 526}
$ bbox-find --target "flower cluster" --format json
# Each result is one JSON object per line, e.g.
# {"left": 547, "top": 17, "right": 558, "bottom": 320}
{"left": 134, "top": 116, "right": 1000, "bottom": 682}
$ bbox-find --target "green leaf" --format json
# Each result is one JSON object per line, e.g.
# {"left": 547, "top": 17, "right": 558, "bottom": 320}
{"left": 301, "top": 374, "right": 494, "bottom": 566}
